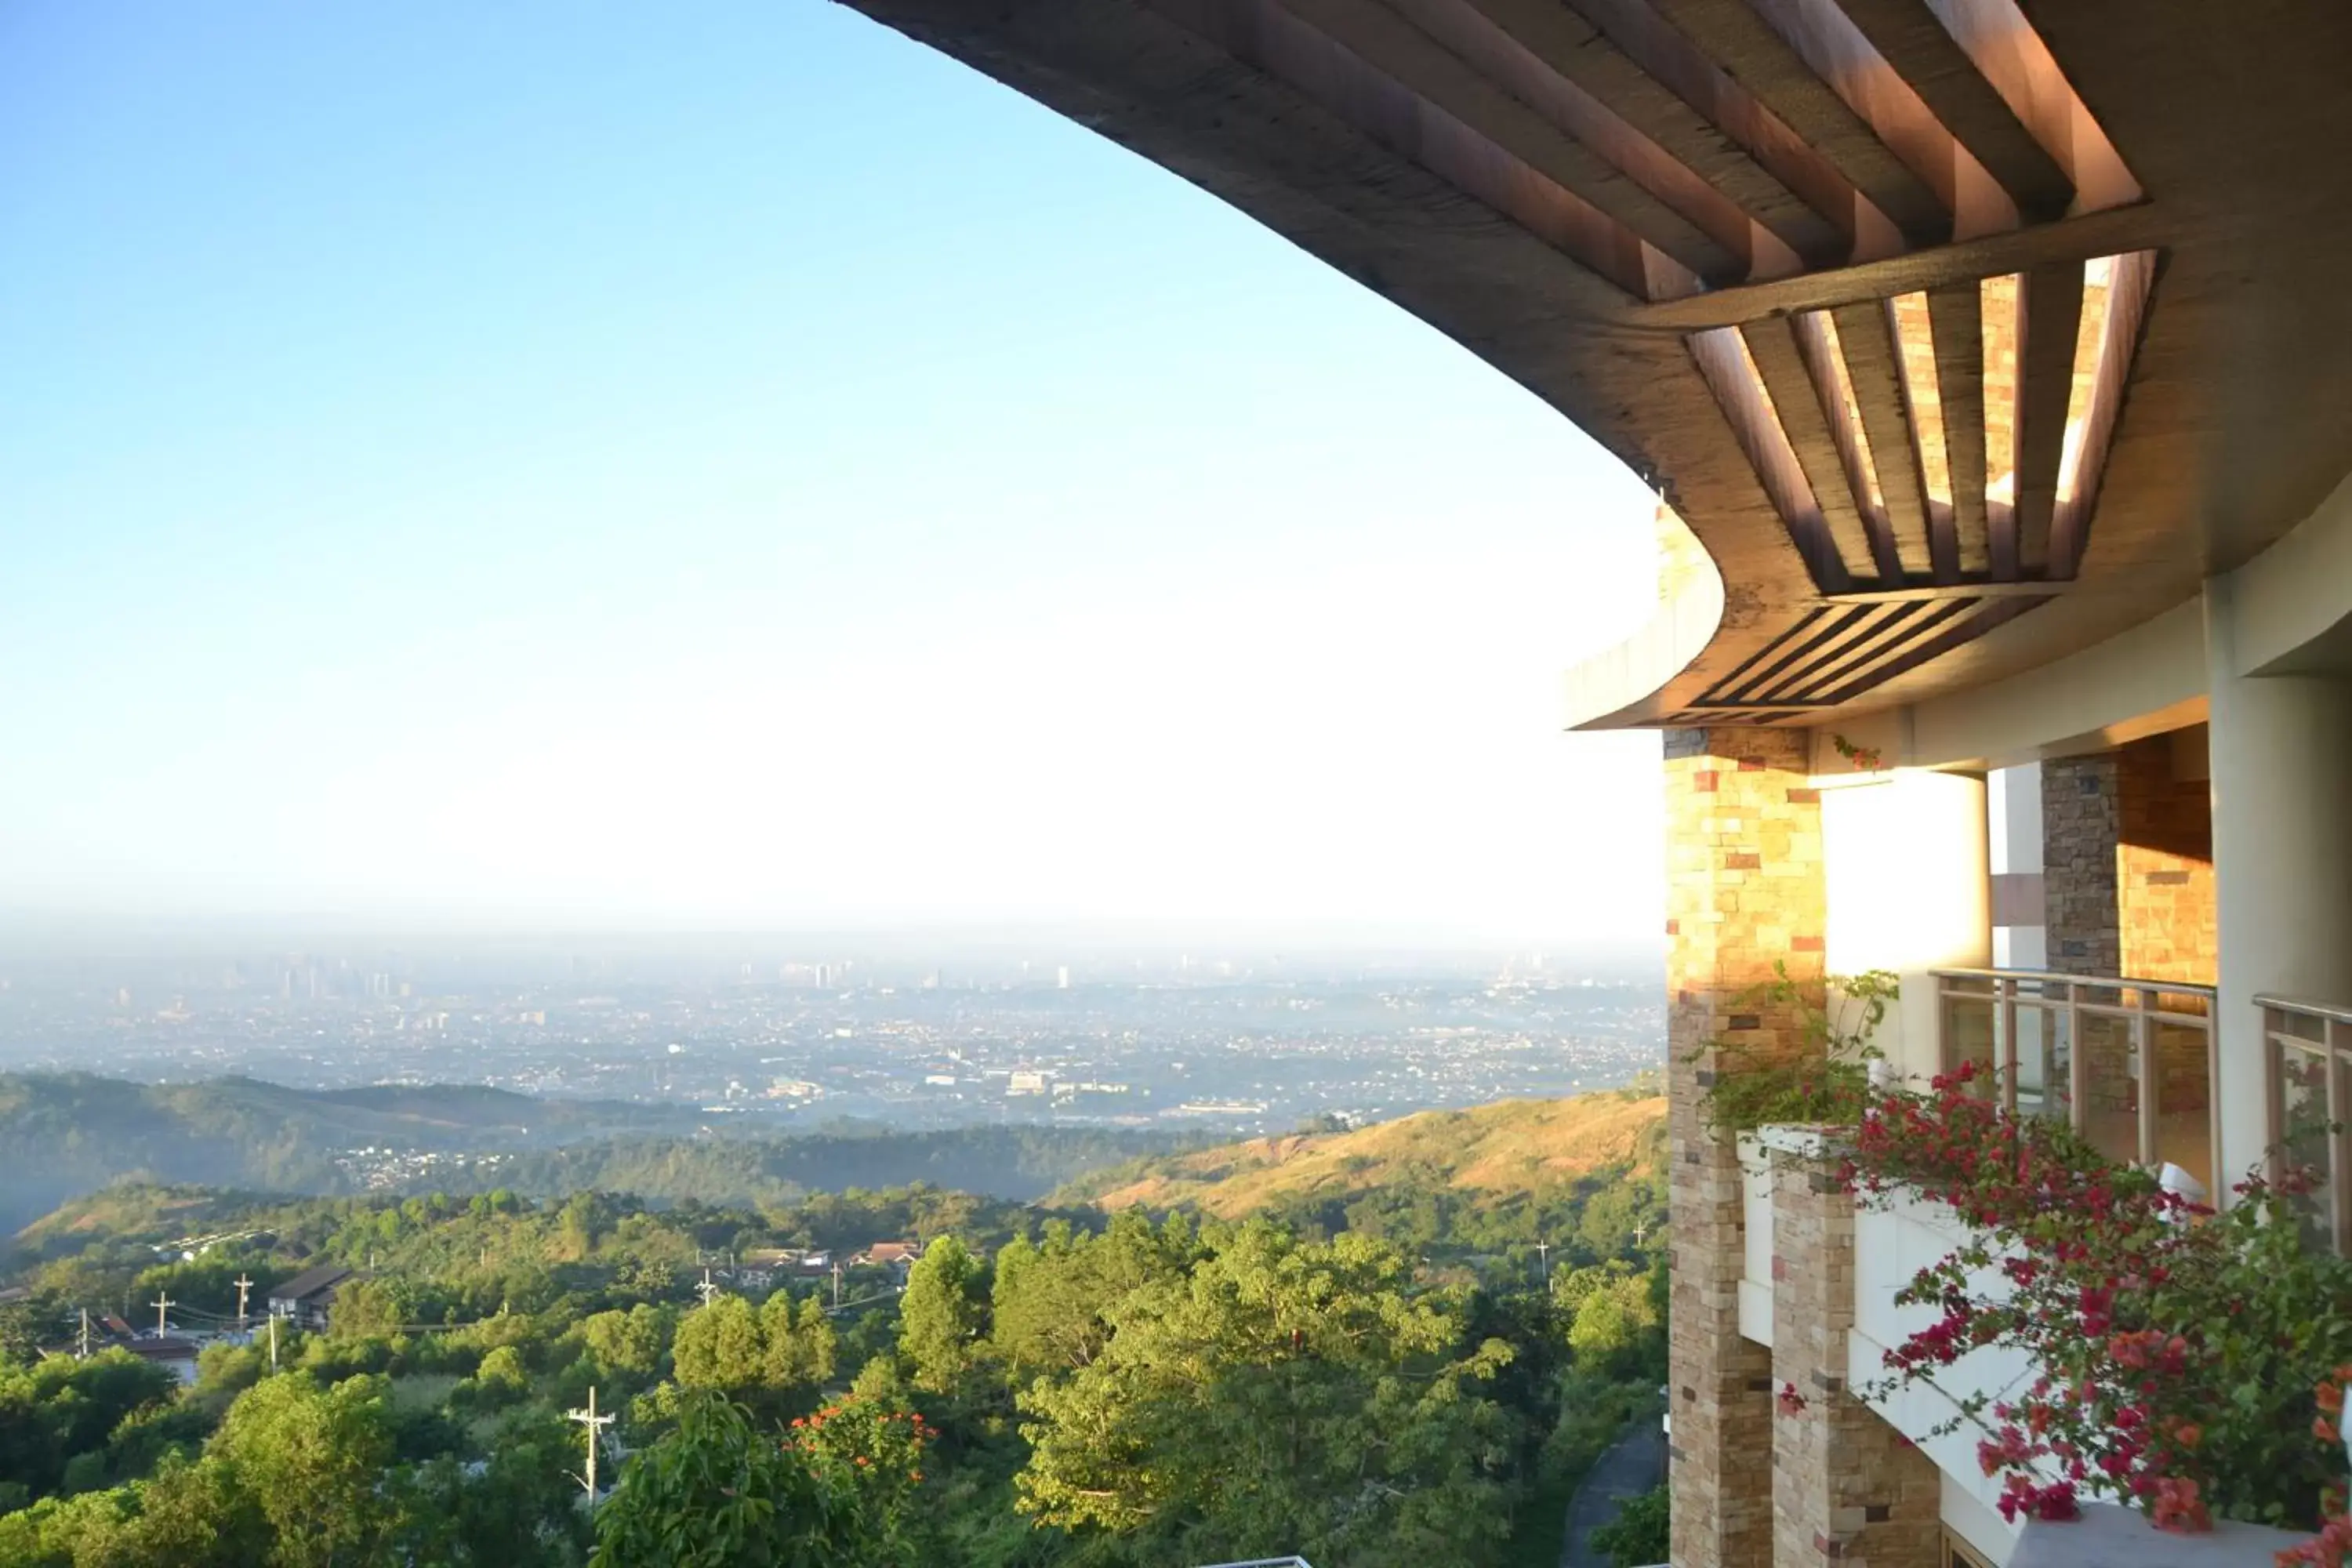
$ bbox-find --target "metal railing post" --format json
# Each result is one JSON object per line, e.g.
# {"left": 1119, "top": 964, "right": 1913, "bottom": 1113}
{"left": 2263, "top": 1002, "right": 2285, "bottom": 1194}
{"left": 1998, "top": 975, "right": 2018, "bottom": 1114}
{"left": 2330, "top": 1018, "right": 2352, "bottom": 1258}
{"left": 2066, "top": 980, "right": 2086, "bottom": 1141}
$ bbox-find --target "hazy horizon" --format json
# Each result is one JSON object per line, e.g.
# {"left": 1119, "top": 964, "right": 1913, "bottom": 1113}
{"left": 0, "top": 913, "right": 1664, "bottom": 972}
{"left": 2, "top": 2, "right": 1668, "bottom": 947}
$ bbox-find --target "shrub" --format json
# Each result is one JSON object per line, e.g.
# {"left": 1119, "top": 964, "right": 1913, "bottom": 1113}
{"left": 1590, "top": 1483, "right": 1668, "bottom": 1568}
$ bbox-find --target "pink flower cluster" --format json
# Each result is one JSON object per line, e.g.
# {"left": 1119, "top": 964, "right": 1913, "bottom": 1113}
{"left": 1839, "top": 1063, "right": 2262, "bottom": 1530}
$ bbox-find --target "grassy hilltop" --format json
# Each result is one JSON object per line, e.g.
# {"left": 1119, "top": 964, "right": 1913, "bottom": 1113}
{"left": 1051, "top": 1090, "right": 1665, "bottom": 1228}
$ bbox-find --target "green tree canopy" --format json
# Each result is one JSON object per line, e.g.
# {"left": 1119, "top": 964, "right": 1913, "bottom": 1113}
{"left": 582, "top": 1304, "right": 670, "bottom": 1379}
{"left": 991, "top": 1214, "right": 1195, "bottom": 1384}
{"left": 760, "top": 1294, "right": 836, "bottom": 1392}
{"left": 0, "top": 1348, "right": 180, "bottom": 1504}
{"left": 1015, "top": 1222, "right": 1517, "bottom": 1566}
{"left": 897, "top": 1238, "right": 988, "bottom": 1396}
{"left": 672, "top": 1296, "right": 768, "bottom": 1397}
{"left": 588, "top": 1393, "right": 910, "bottom": 1568}
{"left": 211, "top": 1372, "right": 398, "bottom": 1568}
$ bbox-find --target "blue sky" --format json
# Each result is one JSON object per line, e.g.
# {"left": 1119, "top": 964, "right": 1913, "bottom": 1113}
{"left": 0, "top": 1, "right": 1665, "bottom": 944}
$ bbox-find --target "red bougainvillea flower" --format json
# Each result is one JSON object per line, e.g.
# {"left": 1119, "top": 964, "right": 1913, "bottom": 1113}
{"left": 1838, "top": 1067, "right": 2352, "bottom": 1537}
{"left": 2153, "top": 1476, "right": 2212, "bottom": 1534}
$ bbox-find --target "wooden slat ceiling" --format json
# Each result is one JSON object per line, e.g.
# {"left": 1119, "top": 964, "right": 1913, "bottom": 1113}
{"left": 834, "top": 0, "right": 2352, "bottom": 728}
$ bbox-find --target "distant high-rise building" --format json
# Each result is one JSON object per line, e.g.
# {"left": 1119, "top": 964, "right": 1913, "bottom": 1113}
{"left": 1056, "top": 966, "right": 1071, "bottom": 989}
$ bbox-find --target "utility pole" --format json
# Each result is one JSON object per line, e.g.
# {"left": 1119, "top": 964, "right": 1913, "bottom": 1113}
{"left": 830, "top": 1261, "right": 842, "bottom": 1311}
{"left": 233, "top": 1274, "right": 253, "bottom": 1330}
{"left": 695, "top": 1269, "right": 720, "bottom": 1308}
{"left": 567, "top": 1386, "right": 614, "bottom": 1503}
{"left": 1534, "top": 1240, "right": 1552, "bottom": 1288}
{"left": 267, "top": 1313, "right": 278, "bottom": 1372}
{"left": 78, "top": 1308, "right": 91, "bottom": 1360}
{"left": 151, "top": 1294, "right": 176, "bottom": 1337}
{"left": 1631, "top": 1218, "right": 1652, "bottom": 1247}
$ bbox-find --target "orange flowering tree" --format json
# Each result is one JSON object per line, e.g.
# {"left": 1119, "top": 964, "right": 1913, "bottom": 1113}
{"left": 2278, "top": 1367, "right": 2352, "bottom": 1567}
{"left": 1842, "top": 1062, "right": 2352, "bottom": 1534}
{"left": 785, "top": 1397, "right": 938, "bottom": 1542}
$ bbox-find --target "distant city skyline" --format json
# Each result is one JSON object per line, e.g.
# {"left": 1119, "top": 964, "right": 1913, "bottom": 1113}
{"left": 0, "top": 2, "right": 1666, "bottom": 946}
{"left": 0, "top": 930, "right": 1665, "bottom": 1147}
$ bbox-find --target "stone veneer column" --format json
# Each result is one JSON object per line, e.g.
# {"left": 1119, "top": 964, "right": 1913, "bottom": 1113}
{"left": 2038, "top": 735, "right": 2217, "bottom": 988}
{"left": 1769, "top": 1142, "right": 1940, "bottom": 1568}
{"left": 1666, "top": 727, "right": 1826, "bottom": 1568}
{"left": 2041, "top": 756, "right": 2120, "bottom": 975}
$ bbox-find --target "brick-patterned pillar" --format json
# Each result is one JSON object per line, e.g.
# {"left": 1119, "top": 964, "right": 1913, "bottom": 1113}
{"left": 2041, "top": 756, "right": 2120, "bottom": 975}
{"left": 1770, "top": 1143, "right": 1940, "bottom": 1568}
{"left": 1666, "top": 727, "right": 1826, "bottom": 1568}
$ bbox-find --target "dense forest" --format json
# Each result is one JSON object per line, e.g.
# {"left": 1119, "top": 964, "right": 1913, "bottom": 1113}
{"left": 0, "top": 1071, "right": 1190, "bottom": 1233}
{"left": 0, "top": 1091, "right": 1669, "bottom": 1567}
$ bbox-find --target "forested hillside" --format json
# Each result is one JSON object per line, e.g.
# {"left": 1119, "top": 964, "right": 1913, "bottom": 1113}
{"left": 0, "top": 1073, "right": 698, "bottom": 1229}
{"left": 0, "top": 1072, "right": 1190, "bottom": 1234}
{"left": 482, "top": 1124, "right": 1198, "bottom": 1212}
{"left": 0, "top": 1091, "right": 1669, "bottom": 1568}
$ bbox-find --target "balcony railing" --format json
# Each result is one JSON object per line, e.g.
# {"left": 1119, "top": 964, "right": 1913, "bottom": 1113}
{"left": 2260, "top": 993, "right": 2352, "bottom": 1255}
{"left": 1931, "top": 969, "right": 2218, "bottom": 1196}
{"left": 1192, "top": 1560, "right": 1314, "bottom": 1567}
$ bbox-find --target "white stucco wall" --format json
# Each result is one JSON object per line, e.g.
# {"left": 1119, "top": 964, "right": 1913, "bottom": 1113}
{"left": 1820, "top": 770, "right": 1991, "bottom": 1080}
{"left": 1852, "top": 1196, "right": 2034, "bottom": 1565}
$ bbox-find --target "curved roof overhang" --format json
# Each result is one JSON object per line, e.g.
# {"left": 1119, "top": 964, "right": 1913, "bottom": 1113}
{"left": 832, "top": 0, "right": 2352, "bottom": 730}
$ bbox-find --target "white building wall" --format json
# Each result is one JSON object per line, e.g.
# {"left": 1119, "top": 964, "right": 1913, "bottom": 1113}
{"left": 1821, "top": 770, "right": 1992, "bottom": 1082}
{"left": 1990, "top": 763, "right": 2047, "bottom": 971}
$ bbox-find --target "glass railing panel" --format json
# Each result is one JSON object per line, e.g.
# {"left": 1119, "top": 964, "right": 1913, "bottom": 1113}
{"left": 2149, "top": 1018, "right": 2212, "bottom": 1193}
{"left": 2277, "top": 1041, "right": 2338, "bottom": 1254}
{"left": 2078, "top": 1010, "right": 2141, "bottom": 1168}
{"left": 1940, "top": 987, "right": 1998, "bottom": 1095}
{"left": 2276, "top": 1007, "right": 2328, "bottom": 1044}
{"left": 2012, "top": 1002, "right": 2069, "bottom": 1124}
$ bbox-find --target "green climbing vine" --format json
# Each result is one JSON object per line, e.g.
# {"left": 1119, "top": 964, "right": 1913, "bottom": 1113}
{"left": 1688, "top": 964, "right": 1897, "bottom": 1135}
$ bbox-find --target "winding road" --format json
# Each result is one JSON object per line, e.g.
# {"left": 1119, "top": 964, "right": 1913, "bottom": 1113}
{"left": 1559, "top": 1413, "right": 1669, "bottom": 1568}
